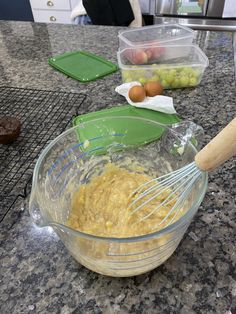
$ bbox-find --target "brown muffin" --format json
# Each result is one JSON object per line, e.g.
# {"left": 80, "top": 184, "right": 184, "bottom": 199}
{"left": 0, "top": 116, "right": 21, "bottom": 144}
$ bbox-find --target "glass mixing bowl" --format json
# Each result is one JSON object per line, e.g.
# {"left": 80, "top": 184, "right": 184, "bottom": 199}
{"left": 29, "top": 116, "right": 208, "bottom": 277}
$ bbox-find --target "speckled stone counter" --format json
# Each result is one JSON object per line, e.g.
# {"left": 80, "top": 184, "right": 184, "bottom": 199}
{"left": 0, "top": 21, "right": 235, "bottom": 314}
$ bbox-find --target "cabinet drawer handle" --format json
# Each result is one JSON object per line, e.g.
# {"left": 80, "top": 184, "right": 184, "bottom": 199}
{"left": 47, "top": 1, "right": 54, "bottom": 7}
{"left": 50, "top": 16, "right": 57, "bottom": 22}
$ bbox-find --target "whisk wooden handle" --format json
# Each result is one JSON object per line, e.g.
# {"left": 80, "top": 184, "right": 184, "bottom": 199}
{"left": 195, "top": 117, "right": 236, "bottom": 172}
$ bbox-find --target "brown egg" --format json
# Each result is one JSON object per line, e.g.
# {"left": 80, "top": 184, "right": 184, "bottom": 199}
{"left": 144, "top": 81, "right": 163, "bottom": 97}
{"left": 128, "top": 85, "right": 146, "bottom": 102}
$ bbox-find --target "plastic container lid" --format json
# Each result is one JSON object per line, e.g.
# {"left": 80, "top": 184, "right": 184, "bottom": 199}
{"left": 48, "top": 50, "right": 118, "bottom": 82}
{"left": 73, "top": 105, "right": 180, "bottom": 153}
{"left": 118, "top": 23, "right": 195, "bottom": 48}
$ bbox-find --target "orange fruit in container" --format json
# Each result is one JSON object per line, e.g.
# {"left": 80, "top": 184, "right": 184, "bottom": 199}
{"left": 144, "top": 82, "right": 163, "bottom": 97}
{"left": 128, "top": 86, "right": 146, "bottom": 102}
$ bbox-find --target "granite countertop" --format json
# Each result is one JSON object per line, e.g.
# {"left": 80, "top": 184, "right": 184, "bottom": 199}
{"left": 0, "top": 21, "right": 235, "bottom": 314}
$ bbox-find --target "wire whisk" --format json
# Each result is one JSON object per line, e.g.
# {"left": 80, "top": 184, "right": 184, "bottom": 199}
{"left": 128, "top": 117, "right": 236, "bottom": 228}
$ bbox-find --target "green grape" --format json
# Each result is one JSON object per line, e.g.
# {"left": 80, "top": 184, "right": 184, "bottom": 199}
{"left": 178, "top": 70, "right": 185, "bottom": 78}
{"left": 158, "top": 69, "right": 167, "bottom": 78}
{"left": 189, "top": 77, "right": 198, "bottom": 86}
{"left": 130, "top": 71, "right": 140, "bottom": 80}
{"left": 179, "top": 69, "right": 186, "bottom": 77}
{"left": 181, "top": 67, "right": 193, "bottom": 75}
{"left": 136, "top": 69, "right": 146, "bottom": 76}
{"left": 149, "top": 75, "right": 160, "bottom": 82}
{"left": 130, "top": 74, "right": 138, "bottom": 81}
{"left": 171, "top": 79, "right": 180, "bottom": 89}
{"left": 179, "top": 76, "right": 189, "bottom": 87}
{"left": 139, "top": 77, "right": 147, "bottom": 85}
{"left": 161, "top": 80, "right": 169, "bottom": 89}
{"left": 154, "top": 70, "right": 161, "bottom": 76}
{"left": 165, "top": 74, "right": 174, "bottom": 84}
{"left": 122, "top": 70, "right": 128, "bottom": 79}
{"left": 154, "top": 68, "right": 160, "bottom": 75}
{"left": 189, "top": 68, "right": 196, "bottom": 76}
{"left": 169, "top": 69, "right": 177, "bottom": 77}
{"left": 154, "top": 66, "right": 166, "bottom": 75}
{"left": 176, "top": 67, "right": 184, "bottom": 74}
{"left": 191, "top": 69, "right": 202, "bottom": 79}
{"left": 124, "top": 77, "right": 133, "bottom": 83}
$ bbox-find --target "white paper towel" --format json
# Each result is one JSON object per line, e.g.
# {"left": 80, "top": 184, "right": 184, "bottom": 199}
{"left": 115, "top": 82, "right": 176, "bottom": 114}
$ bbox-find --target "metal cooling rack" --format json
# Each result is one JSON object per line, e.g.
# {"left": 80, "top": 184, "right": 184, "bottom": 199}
{"left": 0, "top": 86, "right": 88, "bottom": 222}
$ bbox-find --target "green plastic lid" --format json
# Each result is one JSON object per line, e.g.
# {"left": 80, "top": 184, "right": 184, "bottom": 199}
{"left": 73, "top": 105, "right": 181, "bottom": 153}
{"left": 48, "top": 50, "right": 118, "bottom": 82}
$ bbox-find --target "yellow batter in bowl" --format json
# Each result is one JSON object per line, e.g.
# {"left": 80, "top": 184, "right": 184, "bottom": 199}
{"left": 67, "top": 163, "right": 185, "bottom": 237}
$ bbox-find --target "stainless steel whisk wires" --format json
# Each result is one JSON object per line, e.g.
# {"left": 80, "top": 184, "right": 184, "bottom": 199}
{"left": 129, "top": 162, "right": 201, "bottom": 226}
{"left": 128, "top": 117, "right": 236, "bottom": 228}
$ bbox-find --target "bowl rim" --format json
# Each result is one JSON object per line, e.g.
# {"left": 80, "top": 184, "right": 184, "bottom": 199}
{"left": 30, "top": 115, "right": 208, "bottom": 243}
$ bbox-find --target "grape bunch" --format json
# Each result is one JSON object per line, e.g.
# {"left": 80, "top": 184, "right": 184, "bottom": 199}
{"left": 122, "top": 65, "right": 203, "bottom": 89}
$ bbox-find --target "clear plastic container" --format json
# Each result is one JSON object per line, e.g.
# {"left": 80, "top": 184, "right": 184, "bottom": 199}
{"left": 118, "top": 23, "right": 195, "bottom": 51}
{"left": 29, "top": 116, "right": 208, "bottom": 277}
{"left": 117, "top": 44, "right": 209, "bottom": 89}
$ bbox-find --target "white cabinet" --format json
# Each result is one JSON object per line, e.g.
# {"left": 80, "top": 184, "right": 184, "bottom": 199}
{"left": 29, "top": 0, "right": 77, "bottom": 24}
{"left": 32, "top": 9, "right": 73, "bottom": 24}
{"left": 30, "top": 0, "right": 71, "bottom": 10}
